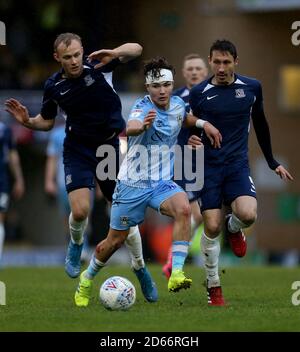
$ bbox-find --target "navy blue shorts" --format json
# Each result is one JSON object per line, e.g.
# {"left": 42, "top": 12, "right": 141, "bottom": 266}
{"left": 199, "top": 163, "right": 257, "bottom": 212}
{"left": 63, "top": 135, "right": 120, "bottom": 202}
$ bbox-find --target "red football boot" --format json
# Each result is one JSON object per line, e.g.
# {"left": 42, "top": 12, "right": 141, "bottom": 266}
{"left": 225, "top": 215, "right": 247, "bottom": 257}
{"left": 207, "top": 284, "right": 226, "bottom": 306}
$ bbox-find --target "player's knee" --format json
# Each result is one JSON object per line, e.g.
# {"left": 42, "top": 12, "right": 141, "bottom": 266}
{"left": 238, "top": 210, "right": 257, "bottom": 226}
{"left": 176, "top": 203, "right": 191, "bottom": 220}
{"left": 206, "top": 221, "right": 222, "bottom": 236}
{"left": 71, "top": 204, "right": 89, "bottom": 222}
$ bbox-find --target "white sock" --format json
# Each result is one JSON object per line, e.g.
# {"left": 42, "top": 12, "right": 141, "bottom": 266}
{"left": 228, "top": 213, "right": 248, "bottom": 233}
{"left": 125, "top": 225, "right": 145, "bottom": 270}
{"left": 69, "top": 212, "right": 88, "bottom": 245}
{"left": 0, "top": 223, "right": 4, "bottom": 261}
{"left": 201, "top": 232, "right": 220, "bottom": 287}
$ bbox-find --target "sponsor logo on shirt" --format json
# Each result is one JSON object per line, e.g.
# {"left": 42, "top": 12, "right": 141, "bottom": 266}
{"left": 156, "top": 119, "right": 163, "bottom": 127}
{"left": 60, "top": 89, "right": 70, "bottom": 95}
{"left": 207, "top": 95, "right": 218, "bottom": 100}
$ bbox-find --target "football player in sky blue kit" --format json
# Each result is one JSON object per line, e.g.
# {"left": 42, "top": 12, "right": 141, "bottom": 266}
{"left": 74, "top": 56, "right": 222, "bottom": 307}
{"left": 163, "top": 53, "right": 208, "bottom": 279}
{"left": 0, "top": 122, "right": 25, "bottom": 262}
{"left": 189, "top": 39, "right": 293, "bottom": 306}
{"left": 5, "top": 33, "right": 158, "bottom": 302}
{"left": 45, "top": 123, "right": 70, "bottom": 229}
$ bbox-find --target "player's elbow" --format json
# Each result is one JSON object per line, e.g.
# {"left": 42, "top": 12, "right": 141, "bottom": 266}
{"left": 132, "top": 43, "right": 143, "bottom": 56}
{"left": 44, "top": 120, "right": 55, "bottom": 131}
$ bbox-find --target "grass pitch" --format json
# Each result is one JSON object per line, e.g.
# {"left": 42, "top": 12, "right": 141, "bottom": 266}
{"left": 0, "top": 265, "right": 299, "bottom": 332}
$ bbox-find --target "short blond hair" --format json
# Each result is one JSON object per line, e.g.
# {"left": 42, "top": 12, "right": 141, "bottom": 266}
{"left": 53, "top": 33, "right": 82, "bottom": 52}
{"left": 183, "top": 53, "right": 206, "bottom": 67}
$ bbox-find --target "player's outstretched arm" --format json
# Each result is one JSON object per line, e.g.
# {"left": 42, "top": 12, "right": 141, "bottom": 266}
{"left": 88, "top": 43, "right": 143, "bottom": 69}
{"left": 275, "top": 165, "right": 294, "bottom": 181}
{"left": 5, "top": 98, "right": 55, "bottom": 131}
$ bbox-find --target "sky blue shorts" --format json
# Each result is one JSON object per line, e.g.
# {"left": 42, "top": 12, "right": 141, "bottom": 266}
{"left": 110, "top": 180, "right": 184, "bottom": 230}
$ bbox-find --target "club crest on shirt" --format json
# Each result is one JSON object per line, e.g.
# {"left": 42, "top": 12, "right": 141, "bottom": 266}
{"left": 84, "top": 74, "right": 95, "bottom": 86}
{"left": 120, "top": 216, "right": 129, "bottom": 226}
{"left": 66, "top": 174, "right": 72, "bottom": 185}
{"left": 235, "top": 88, "right": 246, "bottom": 98}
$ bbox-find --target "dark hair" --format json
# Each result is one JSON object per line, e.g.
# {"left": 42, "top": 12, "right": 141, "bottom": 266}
{"left": 209, "top": 39, "right": 237, "bottom": 60}
{"left": 143, "top": 56, "right": 175, "bottom": 80}
{"left": 54, "top": 32, "right": 82, "bottom": 52}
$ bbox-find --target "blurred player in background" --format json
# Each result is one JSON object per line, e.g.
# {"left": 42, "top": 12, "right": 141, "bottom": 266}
{"left": 0, "top": 121, "right": 25, "bottom": 262}
{"left": 163, "top": 53, "right": 208, "bottom": 278}
{"left": 5, "top": 33, "right": 157, "bottom": 302}
{"left": 74, "top": 56, "right": 222, "bottom": 307}
{"left": 189, "top": 39, "right": 293, "bottom": 306}
{"left": 45, "top": 122, "right": 70, "bottom": 234}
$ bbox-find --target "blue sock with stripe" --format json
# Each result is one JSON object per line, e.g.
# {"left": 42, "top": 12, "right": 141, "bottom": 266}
{"left": 172, "top": 240, "right": 189, "bottom": 271}
{"left": 85, "top": 255, "right": 105, "bottom": 280}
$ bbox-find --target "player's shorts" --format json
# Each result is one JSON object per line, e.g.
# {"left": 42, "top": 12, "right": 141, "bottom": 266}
{"left": 199, "top": 162, "right": 257, "bottom": 212}
{"left": 110, "top": 180, "right": 185, "bottom": 230}
{"left": 63, "top": 135, "right": 120, "bottom": 202}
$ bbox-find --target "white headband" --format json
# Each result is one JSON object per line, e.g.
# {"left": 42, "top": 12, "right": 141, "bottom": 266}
{"left": 145, "top": 69, "right": 174, "bottom": 84}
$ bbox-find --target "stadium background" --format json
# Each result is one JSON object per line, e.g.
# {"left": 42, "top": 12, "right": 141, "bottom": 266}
{"left": 0, "top": 0, "right": 299, "bottom": 267}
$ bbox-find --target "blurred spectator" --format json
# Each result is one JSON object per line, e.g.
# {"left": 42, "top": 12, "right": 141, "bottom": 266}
{"left": 0, "top": 121, "right": 25, "bottom": 262}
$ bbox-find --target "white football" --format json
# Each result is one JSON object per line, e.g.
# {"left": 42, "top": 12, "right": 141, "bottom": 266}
{"left": 99, "top": 276, "right": 136, "bottom": 311}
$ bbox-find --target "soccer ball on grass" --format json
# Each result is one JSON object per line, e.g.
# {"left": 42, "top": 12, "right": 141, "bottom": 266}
{"left": 99, "top": 276, "right": 136, "bottom": 311}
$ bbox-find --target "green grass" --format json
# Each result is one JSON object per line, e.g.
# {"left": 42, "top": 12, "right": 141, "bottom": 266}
{"left": 0, "top": 265, "right": 299, "bottom": 332}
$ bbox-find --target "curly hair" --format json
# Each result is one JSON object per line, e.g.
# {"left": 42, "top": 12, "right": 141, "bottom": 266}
{"left": 143, "top": 56, "right": 175, "bottom": 80}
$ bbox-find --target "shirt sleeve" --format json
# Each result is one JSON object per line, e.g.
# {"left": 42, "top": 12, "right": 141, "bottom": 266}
{"left": 251, "top": 81, "right": 280, "bottom": 170}
{"left": 99, "top": 58, "right": 122, "bottom": 73}
{"left": 128, "top": 99, "right": 148, "bottom": 123}
{"left": 40, "top": 80, "right": 58, "bottom": 120}
{"left": 189, "top": 86, "right": 200, "bottom": 117}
